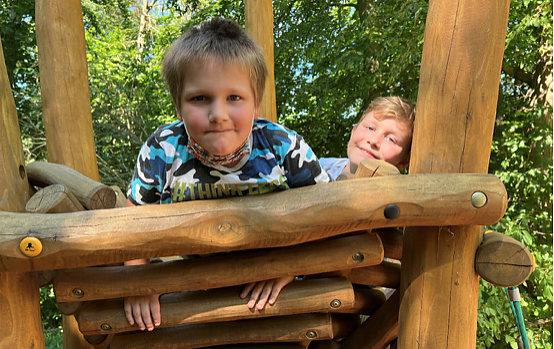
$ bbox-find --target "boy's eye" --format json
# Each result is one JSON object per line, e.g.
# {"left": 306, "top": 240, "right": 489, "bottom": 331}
{"left": 192, "top": 96, "right": 205, "bottom": 101}
{"left": 229, "top": 95, "right": 241, "bottom": 101}
{"left": 387, "top": 136, "right": 397, "bottom": 144}
{"left": 367, "top": 126, "right": 375, "bottom": 131}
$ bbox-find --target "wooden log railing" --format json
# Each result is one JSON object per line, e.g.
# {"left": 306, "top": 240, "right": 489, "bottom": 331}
{"left": 0, "top": 173, "right": 507, "bottom": 273}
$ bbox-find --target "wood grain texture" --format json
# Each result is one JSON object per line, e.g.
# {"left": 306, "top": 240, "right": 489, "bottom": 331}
{"left": 475, "top": 231, "right": 534, "bottom": 287}
{"left": 339, "top": 290, "right": 399, "bottom": 349}
{"left": 374, "top": 228, "right": 403, "bottom": 260}
{"left": 35, "top": 0, "right": 100, "bottom": 181}
{"left": 398, "top": 0, "right": 511, "bottom": 347}
{"left": 26, "top": 184, "right": 85, "bottom": 213}
{"left": 109, "top": 314, "right": 356, "bottom": 349}
{"left": 348, "top": 261, "right": 401, "bottom": 288}
{"left": 0, "top": 32, "right": 44, "bottom": 349}
{"left": 245, "top": 0, "right": 276, "bottom": 123}
{"left": 0, "top": 173, "right": 506, "bottom": 272}
{"left": 63, "top": 314, "right": 96, "bottom": 349}
{"left": 334, "top": 286, "right": 386, "bottom": 316}
{"left": 77, "top": 278, "right": 355, "bottom": 335}
{"left": 54, "top": 233, "right": 382, "bottom": 302}
{"left": 27, "top": 162, "right": 116, "bottom": 209}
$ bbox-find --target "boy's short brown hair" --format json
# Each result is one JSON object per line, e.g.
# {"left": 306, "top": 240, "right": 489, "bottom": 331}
{"left": 162, "top": 17, "right": 268, "bottom": 113}
{"left": 360, "top": 96, "right": 416, "bottom": 131}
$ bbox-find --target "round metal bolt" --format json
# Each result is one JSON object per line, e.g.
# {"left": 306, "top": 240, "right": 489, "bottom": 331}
{"left": 330, "top": 299, "right": 341, "bottom": 308}
{"left": 471, "top": 191, "right": 487, "bottom": 208}
{"left": 73, "top": 288, "right": 84, "bottom": 298}
{"left": 306, "top": 330, "right": 317, "bottom": 339}
{"left": 352, "top": 252, "right": 364, "bottom": 263}
{"left": 384, "top": 204, "right": 400, "bottom": 219}
{"left": 100, "top": 323, "right": 112, "bottom": 331}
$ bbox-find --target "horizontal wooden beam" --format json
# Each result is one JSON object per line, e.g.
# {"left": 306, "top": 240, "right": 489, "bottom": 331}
{"left": 109, "top": 314, "right": 360, "bottom": 349}
{"left": 348, "top": 261, "right": 401, "bottom": 288}
{"left": 77, "top": 278, "right": 355, "bottom": 335}
{"left": 0, "top": 174, "right": 506, "bottom": 272}
{"left": 54, "top": 233, "right": 383, "bottom": 302}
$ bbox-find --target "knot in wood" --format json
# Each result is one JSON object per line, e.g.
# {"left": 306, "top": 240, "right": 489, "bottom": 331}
{"left": 218, "top": 222, "right": 232, "bottom": 233}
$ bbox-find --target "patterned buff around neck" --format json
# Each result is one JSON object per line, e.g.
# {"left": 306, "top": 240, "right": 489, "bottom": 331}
{"left": 187, "top": 135, "right": 251, "bottom": 167}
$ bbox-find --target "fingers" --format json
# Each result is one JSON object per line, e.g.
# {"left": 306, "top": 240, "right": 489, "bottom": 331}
{"left": 267, "top": 276, "right": 294, "bottom": 305}
{"left": 123, "top": 295, "right": 161, "bottom": 331}
{"left": 243, "top": 277, "right": 295, "bottom": 310}
{"left": 240, "top": 282, "right": 256, "bottom": 299}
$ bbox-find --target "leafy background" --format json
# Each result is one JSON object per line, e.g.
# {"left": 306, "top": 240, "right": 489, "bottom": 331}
{"left": 1, "top": 0, "right": 552, "bottom": 348}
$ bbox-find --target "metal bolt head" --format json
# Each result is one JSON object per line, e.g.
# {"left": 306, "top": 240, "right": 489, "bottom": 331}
{"left": 100, "top": 323, "right": 112, "bottom": 331}
{"left": 352, "top": 252, "right": 364, "bottom": 263}
{"left": 384, "top": 204, "right": 400, "bottom": 219}
{"left": 306, "top": 330, "right": 317, "bottom": 339}
{"left": 330, "top": 299, "right": 341, "bottom": 308}
{"left": 73, "top": 288, "right": 84, "bottom": 298}
{"left": 471, "top": 191, "right": 487, "bottom": 208}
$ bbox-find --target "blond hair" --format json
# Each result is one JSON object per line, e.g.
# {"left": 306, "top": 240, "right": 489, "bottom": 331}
{"left": 360, "top": 96, "right": 416, "bottom": 129}
{"left": 161, "top": 17, "right": 268, "bottom": 113}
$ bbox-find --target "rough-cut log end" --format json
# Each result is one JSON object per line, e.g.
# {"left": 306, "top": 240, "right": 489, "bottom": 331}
{"left": 26, "top": 184, "right": 85, "bottom": 213}
{"left": 89, "top": 186, "right": 117, "bottom": 210}
{"left": 475, "top": 231, "right": 535, "bottom": 287}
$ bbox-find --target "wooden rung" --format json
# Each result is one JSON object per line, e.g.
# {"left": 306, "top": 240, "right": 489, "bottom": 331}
{"left": 0, "top": 173, "right": 507, "bottom": 273}
{"left": 77, "top": 278, "right": 355, "bottom": 335}
{"left": 26, "top": 184, "right": 85, "bottom": 213}
{"left": 475, "top": 231, "right": 534, "bottom": 287}
{"left": 374, "top": 228, "right": 403, "bottom": 260}
{"left": 347, "top": 261, "right": 401, "bottom": 288}
{"left": 334, "top": 286, "right": 386, "bottom": 316}
{"left": 26, "top": 161, "right": 116, "bottom": 210}
{"left": 54, "top": 233, "right": 383, "bottom": 303}
{"left": 338, "top": 290, "right": 399, "bottom": 349}
{"left": 109, "top": 314, "right": 360, "bottom": 349}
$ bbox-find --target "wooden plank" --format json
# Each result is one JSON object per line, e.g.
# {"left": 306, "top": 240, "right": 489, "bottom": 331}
{"left": 35, "top": 0, "right": 99, "bottom": 181}
{"left": 77, "top": 278, "right": 355, "bottom": 335}
{"left": 348, "top": 261, "right": 401, "bottom": 288}
{"left": 26, "top": 162, "right": 116, "bottom": 210}
{"left": 334, "top": 286, "right": 386, "bottom": 316}
{"left": 475, "top": 231, "right": 534, "bottom": 287}
{"left": 339, "top": 290, "right": 399, "bottom": 349}
{"left": 374, "top": 228, "right": 403, "bottom": 260}
{"left": 0, "top": 173, "right": 506, "bottom": 272}
{"left": 109, "top": 314, "right": 356, "bottom": 349}
{"left": 63, "top": 314, "right": 96, "bottom": 349}
{"left": 245, "top": 0, "right": 277, "bottom": 123}
{"left": 398, "top": 0, "right": 511, "bottom": 347}
{"left": 54, "top": 233, "right": 383, "bottom": 302}
{"left": 0, "top": 31, "right": 44, "bottom": 349}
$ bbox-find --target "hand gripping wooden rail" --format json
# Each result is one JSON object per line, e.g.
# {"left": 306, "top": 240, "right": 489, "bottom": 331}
{"left": 0, "top": 173, "right": 506, "bottom": 273}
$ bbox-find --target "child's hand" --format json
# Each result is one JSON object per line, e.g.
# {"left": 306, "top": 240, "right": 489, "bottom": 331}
{"left": 240, "top": 276, "right": 295, "bottom": 310}
{"left": 124, "top": 294, "right": 161, "bottom": 331}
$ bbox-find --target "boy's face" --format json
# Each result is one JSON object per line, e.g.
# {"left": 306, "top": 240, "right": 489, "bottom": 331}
{"left": 347, "top": 111, "right": 412, "bottom": 170}
{"left": 177, "top": 60, "right": 258, "bottom": 158}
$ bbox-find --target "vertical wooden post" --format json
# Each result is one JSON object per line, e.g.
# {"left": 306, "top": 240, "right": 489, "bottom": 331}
{"left": 245, "top": 0, "right": 277, "bottom": 123}
{"left": 0, "top": 34, "right": 45, "bottom": 349}
{"left": 398, "top": 0, "right": 510, "bottom": 348}
{"left": 35, "top": 0, "right": 100, "bottom": 181}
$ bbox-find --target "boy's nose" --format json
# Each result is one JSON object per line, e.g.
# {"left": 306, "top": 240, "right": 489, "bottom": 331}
{"left": 208, "top": 100, "right": 229, "bottom": 123}
{"left": 367, "top": 135, "right": 381, "bottom": 148}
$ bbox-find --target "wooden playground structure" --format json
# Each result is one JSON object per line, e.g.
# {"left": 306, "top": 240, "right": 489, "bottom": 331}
{"left": 0, "top": 0, "right": 536, "bottom": 348}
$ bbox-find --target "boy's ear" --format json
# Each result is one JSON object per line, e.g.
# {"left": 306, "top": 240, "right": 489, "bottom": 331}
{"left": 396, "top": 155, "right": 410, "bottom": 171}
{"left": 351, "top": 123, "right": 358, "bottom": 136}
{"left": 254, "top": 107, "right": 260, "bottom": 120}
{"left": 176, "top": 108, "right": 183, "bottom": 122}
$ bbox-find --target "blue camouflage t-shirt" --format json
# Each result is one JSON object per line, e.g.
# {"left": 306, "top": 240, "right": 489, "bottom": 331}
{"left": 127, "top": 118, "right": 329, "bottom": 205}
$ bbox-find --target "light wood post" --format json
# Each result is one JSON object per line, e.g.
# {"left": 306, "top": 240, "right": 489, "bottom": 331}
{"left": 245, "top": 0, "right": 277, "bottom": 123}
{"left": 35, "top": 0, "right": 100, "bottom": 181}
{"left": 0, "top": 33, "right": 44, "bottom": 349}
{"left": 398, "top": 0, "right": 510, "bottom": 348}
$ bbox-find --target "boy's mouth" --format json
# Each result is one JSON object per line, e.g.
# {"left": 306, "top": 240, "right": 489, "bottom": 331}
{"left": 359, "top": 147, "right": 378, "bottom": 159}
